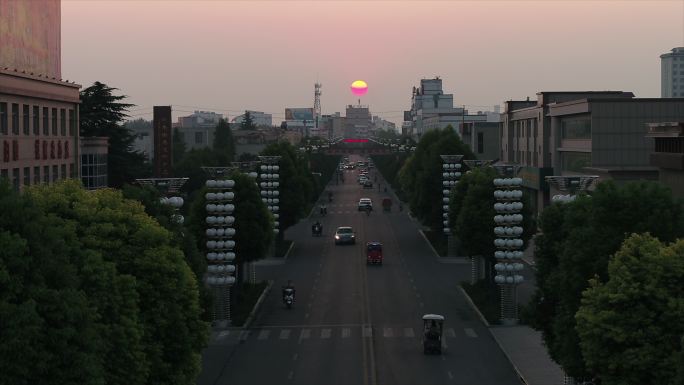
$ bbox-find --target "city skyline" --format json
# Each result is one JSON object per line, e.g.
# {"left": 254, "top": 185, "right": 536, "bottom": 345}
{"left": 61, "top": 0, "right": 684, "bottom": 126}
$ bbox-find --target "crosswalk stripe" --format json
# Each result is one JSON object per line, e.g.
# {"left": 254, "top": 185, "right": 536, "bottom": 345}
{"left": 342, "top": 328, "right": 351, "bottom": 338}
{"left": 445, "top": 328, "right": 456, "bottom": 338}
{"left": 321, "top": 328, "right": 331, "bottom": 339}
{"left": 218, "top": 330, "right": 230, "bottom": 339}
{"left": 257, "top": 330, "right": 270, "bottom": 340}
{"left": 299, "top": 329, "right": 310, "bottom": 341}
{"left": 383, "top": 328, "right": 394, "bottom": 338}
{"left": 464, "top": 328, "right": 478, "bottom": 338}
{"left": 363, "top": 327, "right": 373, "bottom": 337}
{"left": 279, "top": 329, "right": 291, "bottom": 339}
{"left": 404, "top": 328, "right": 415, "bottom": 338}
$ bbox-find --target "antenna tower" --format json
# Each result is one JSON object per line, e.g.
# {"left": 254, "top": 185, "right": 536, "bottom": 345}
{"left": 314, "top": 82, "right": 322, "bottom": 129}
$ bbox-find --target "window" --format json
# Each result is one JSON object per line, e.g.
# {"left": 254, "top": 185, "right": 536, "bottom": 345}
{"left": 12, "top": 168, "right": 19, "bottom": 191}
{"left": 70, "top": 163, "right": 75, "bottom": 178}
{"left": 60, "top": 109, "right": 66, "bottom": 136}
{"left": 23, "top": 167, "right": 30, "bottom": 186}
{"left": 561, "top": 151, "right": 591, "bottom": 172}
{"left": 43, "top": 107, "right": 49, "bottom": 135}
{"left": 61, "top": 164, "right": 67, "bottom": 180}
{"left": 33, "top": 106, "right": 40, "bottom": 135}
{"left": 52, "top": 165, "right": 58, "bottom": 182}
{"left": 561, "top": 117, "right": 591, "bottom": 139}
{"left": 1, "top": 169, "right": 8, "bottom": 182}
{"left": 52, "top": 108, "right": 57, "bottom": 135}
{"left": 43, "top": 166, "right": 49, "bottom": 184}
{"left": 34, "top": 166, "right": 40, "bottom": 184}
{"left": 477, "top": 132, "right": 484, "bottom": 154}
{"left": 68, "top": 109, "right": 75, "bottom": 136}
{"left": 23, "top": 105, "right": 29, "bottom": 135}
{"left": 12, "top": 104, "right": 19, "bottom": 134}
{"left": 195, "top": 131, "right": 204, "bottom": 144}
{"left": 0, "top": 103, "right": 7, "bottom": 134}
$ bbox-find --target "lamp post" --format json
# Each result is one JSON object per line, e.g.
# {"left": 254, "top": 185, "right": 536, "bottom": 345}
{"left": 201, "top": 167, "right": 237, "bottom": 327}
{"left": 135, "top": 177, "right": 189, "bottom": 225}
{"left": 258, "top": 155, "right": 281, "bottom": 261}
{"left": 545, "top": 175, "right": 598, "bottom": 385}
{"left": 440, "top": 155, "right": 463, "bottom": 258}
{"left": 462, "top": 160, "right": 493, "bottom": 284}
{"left": 492, "top": 164, "right": 524, "bottom": 325}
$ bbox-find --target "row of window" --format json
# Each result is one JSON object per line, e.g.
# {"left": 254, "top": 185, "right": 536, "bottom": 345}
{"left": 560, "top": 117, "right": 592, "bottom": 139}
{"left": 0, "top": 102, "right": 75, "bottom": 137}
{"left": 654, "top": 137, "right": 684, "bottom": 154}
{"left": 81, "top": 153, "right": 108, "bottom": 189}
{"left": 0, "top": 164, "right": 74, "bottom": 191}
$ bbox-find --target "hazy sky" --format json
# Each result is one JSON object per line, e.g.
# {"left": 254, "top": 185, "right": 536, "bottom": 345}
{"left": 61, "top": 0, "right": 684, "bottom": 126}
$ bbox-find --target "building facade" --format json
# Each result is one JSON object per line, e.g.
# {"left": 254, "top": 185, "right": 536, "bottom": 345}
{"left": 459, "top": 121, "right": 500, "bottom": 162}
{"left": 501, "top": 91, "right": 684, "bottom": 214}
{"left": 175, "top": 110, "right": 223, "bottom": 150}
{"left": 645, "top": 121, "right": 684, "bottom": 198}
{"left": 231, "top": 110, "right": 272, "bottom": 128}
{"left": 661, "top": 47, "right": 684, "bottom": 98}
{"left": 80, "top": 136, "right": 108, "bottom": 189}
{"left": 345, "top": 105, "right": 371, "bottom": 138}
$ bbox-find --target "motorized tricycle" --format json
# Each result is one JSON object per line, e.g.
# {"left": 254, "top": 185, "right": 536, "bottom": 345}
{"left": 366, "top": 242, "right": 383, "bottom": 265}
{"left": 422, "top": 314, "right": 444, "bottom": 354}
{"left": 282, "top": 287, "right": 295, "bottom": 309}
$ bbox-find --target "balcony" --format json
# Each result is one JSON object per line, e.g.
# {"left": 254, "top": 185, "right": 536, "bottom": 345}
{"left": 650, "top": 152, "right": 684, "bottom": 170}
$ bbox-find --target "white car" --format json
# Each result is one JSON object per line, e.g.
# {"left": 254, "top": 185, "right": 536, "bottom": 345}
{"left": 358, "top": 198, "right": 373, "bottom": 211}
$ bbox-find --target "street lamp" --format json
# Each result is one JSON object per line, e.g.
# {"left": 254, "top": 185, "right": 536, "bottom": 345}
{"left": 441, "top": 154, "right": 463, "bottom": 258}
{"left": 492, "top": 164, "right": 524, "bottom": 325}
{"left": 462, "top": 160, "right": 493, "bottom": 285}
{"left": 258, "top": 155, "right": 282, "bottom": 261}
{"left": 202, "top": 170, "right": 237, "bottom": 327}
{"left": 135, "top": 178, "right": 189, "bottom": 224}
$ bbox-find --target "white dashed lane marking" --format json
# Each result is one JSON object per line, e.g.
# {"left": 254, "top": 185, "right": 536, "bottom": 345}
{"left": 464, "top": 328, "right": 478, "bottom": 338}
{"left": 279, "top": 329, "right": 291, "bottom": 339}
{"left": 404, "top": 328, "right": 415, "bottom": 338}
{"left": 445, "top": 328, "right": 456, "bottom": 338}
{"left": 342, "top": 328, "right": 351, "bottom": 338}
{"left": 257, "top": 330, "right": 270, "bottom": 340}
{"left": 321, "top": 328, "right": 331, "bottom": 339}
{"left": 383, "top": 328, "right": 394, "bottom": 338}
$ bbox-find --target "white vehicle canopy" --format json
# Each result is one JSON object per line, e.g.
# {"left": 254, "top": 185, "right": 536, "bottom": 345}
{"left": 422, "top": 314, "right": 445, "bottom": 321}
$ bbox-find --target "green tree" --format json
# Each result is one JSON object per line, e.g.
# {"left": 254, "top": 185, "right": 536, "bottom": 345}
{"left": 173, "top": 148, "right": 218, "bottom": 194}
{"left": 213, "top": 118, "right": 235, "bottom": 164}
{"left": 80, "top": 81, "right": 150, "bottom": 187}
{"left": 399, "top": 126, "right": 475, "bottom": 232}
{"left": 173, "top": 127, "right": 187, "bottom": 165}
{"left": 26, "top": 180, "right": 208, "bottom": 385}
{"left": 576, "top": 234, "right": 684, "bottom": 385}
{"left": 531, "top": 180, "right": 684, "bottom": 379}
{"left": 240, "top": 111, "right": 257, "bottom": 130}
{"left": 0, "top": 181, "right": 147, "bottom": 385}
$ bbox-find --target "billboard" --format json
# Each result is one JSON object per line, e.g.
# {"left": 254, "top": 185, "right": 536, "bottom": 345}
{"left": 0, "top": 0, "right": 61, "bottom": 78}
{"left": 153, "top": 106, "right": 172, "bottom": 178}
{"left": 285, "top": 108, "right": 313, "bottom": 121}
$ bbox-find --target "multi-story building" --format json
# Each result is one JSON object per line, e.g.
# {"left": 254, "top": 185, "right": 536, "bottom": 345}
{"left": 345, "top": 105, "right": 372, "bottom": 138}
{"left": 175, "top": 110, "right": 223, "bottom": 150}
{"left": 125, "top": 118, "right": 153, "bottom": 161}
{"left": 645, "top": 121, "right": 684, "bottom": 198}
{"left": 501, "top": 91, "right": 684, "bottom": 214}
{"left": 80, "top": 137, "right": 108, "bottom": 189}
{"left": 404, "top": 77, "right": 484, "bottom": 137}
{"left": 459, "top": 121, "right": 500, "bottom": 162}
{"left": 372, "top": 116, "right": 396, "bottom": 133}
{"left": 0, "top": 0, "right": 81, "bottom": 191}
{"left": 231, "top": 110, "right": 272, "bottom": 128}
{"left": 661, "top": 47, "right": 684, "bottom": 98}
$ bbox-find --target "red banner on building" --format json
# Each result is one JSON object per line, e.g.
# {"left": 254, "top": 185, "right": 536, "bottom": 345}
{"left": 153, "top": 106, "right": 172, "bottom": 178}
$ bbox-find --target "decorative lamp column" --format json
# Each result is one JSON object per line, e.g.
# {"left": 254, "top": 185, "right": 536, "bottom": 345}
{"left": 440, "top": 155, "right": 464, "bottom": 258}
{"left": 462, "top": 160, "right": 493, "bottom": 284}
{"left": 492, "top": 164, "right": 524, "bottom": 325}
{"left": 135, "top": 178, "right": 189, "bottom": 224}
{"left": 259, "top": 156, "right": 282, "bottom": 262}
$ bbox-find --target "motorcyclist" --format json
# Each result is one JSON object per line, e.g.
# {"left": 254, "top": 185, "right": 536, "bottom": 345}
{"left": 328, "top": 191, "right": 333, "bottom": 202}
{"left": 282, "top": 280, "right": 296, "bottom": 300}
{"left": 320, "top": 203, "right": 327, "bottom": 215}
{"left": 312, "top": 221, "right": 322, "bottom": 234}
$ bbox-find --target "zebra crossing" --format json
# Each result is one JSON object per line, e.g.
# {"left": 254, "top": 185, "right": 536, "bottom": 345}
{"left": 212, "top": 326, "right": 478, "bottom": 343}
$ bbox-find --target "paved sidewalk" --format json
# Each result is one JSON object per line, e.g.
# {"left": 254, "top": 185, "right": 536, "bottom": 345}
{"left": 489, "top": 325, "right": 564, "bottom": 385}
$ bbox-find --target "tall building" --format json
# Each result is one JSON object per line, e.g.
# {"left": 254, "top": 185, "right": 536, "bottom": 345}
{"left": 345, "top": 105, "right": 371, "bottom": 138}
{"left": 661, "top": 47, "right": 684, "bottom": 97}
{"left": 0, "top": 0, "right": 82, "bottom": 191}
{"left": 175, "top": 110, "right": 223, "bottom": 150}
{"left": 404, "top": 77, "right": 486, "bottom": 137}
{"left": 645, "top": 122, "right": 684, "bottom": 198}
{"left": 231, "top": 110, "right": 272, "bottom": 128}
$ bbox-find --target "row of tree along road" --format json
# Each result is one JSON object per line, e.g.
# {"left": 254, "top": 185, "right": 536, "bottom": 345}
{"left": 372, "top": 125, "right": 684, "bottom": 385}
{"left": 0, "top": 81, "right": 340, "bottom": 384}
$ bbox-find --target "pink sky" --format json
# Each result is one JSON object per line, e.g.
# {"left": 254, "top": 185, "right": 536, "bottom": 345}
{"left": 61, "top": 0, "right": 684, "bottom": 126}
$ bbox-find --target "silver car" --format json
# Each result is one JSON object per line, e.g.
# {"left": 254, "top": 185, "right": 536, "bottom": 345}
{"left": 334, "top": 226, "right": 356, "bottom": 245}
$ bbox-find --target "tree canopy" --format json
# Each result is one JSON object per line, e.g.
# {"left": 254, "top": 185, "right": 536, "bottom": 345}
{"left": 80, "top": 82, "right": 150, "bottom": 187}
{"left": 576, "top": 233, "right": 684, "bottom": 385}
{"left": 530, "top": 180, "right": 684, "bottom": 379}
{"left": 398, "top": 126, "right": 475, "bottom": 232}
{"left": 240, "top": 111, "right": 257, "bottom": 130}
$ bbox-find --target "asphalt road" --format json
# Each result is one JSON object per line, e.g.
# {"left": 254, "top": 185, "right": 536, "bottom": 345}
{"left": 199, "top": 155, "right": 523, "bottom": 385}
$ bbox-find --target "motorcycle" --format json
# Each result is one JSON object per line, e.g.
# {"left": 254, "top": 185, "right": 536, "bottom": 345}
{"left": 312, "top": 224, "right": 322, "bottom": 236}
{"left": 283, "top": 288, "right": 295, "bottom": 309}
{"left": 319, "top": 205, "right": 327, "bottom": 216}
